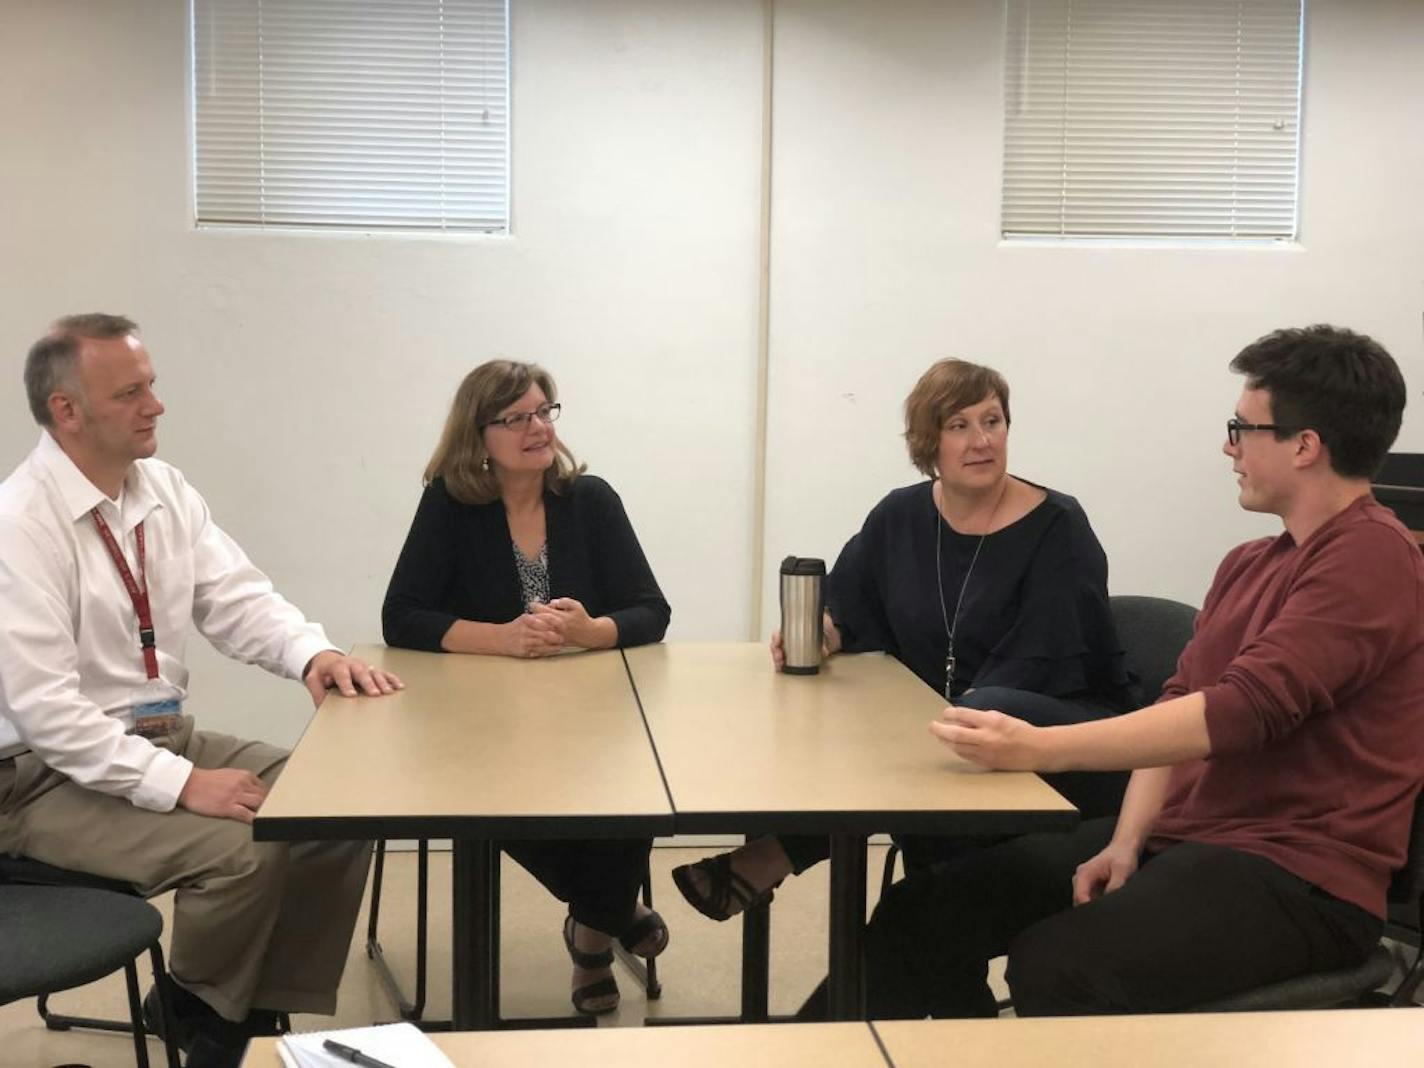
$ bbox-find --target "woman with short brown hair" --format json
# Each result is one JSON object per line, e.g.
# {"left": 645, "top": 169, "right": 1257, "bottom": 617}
{"left": 674, "top": 358, "right": 1135, "bottom": 922}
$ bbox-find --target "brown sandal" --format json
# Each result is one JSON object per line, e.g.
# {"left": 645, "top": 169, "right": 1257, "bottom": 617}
{"left": 562, "top": 915, "right": 620, "bottom": 1015}
{"left": 672, "top": 853, "right": 781, "bottom": 922}
{"left": 618, "top": 909, "right": 670, "bottom": 958}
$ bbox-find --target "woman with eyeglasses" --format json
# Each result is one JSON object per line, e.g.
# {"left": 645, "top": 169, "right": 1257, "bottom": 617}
{"left": 673, "top": 358, "right": 1137, "bottom": 924}
{"left": 383, "top": 359, "right": 671, "bottom": 1016}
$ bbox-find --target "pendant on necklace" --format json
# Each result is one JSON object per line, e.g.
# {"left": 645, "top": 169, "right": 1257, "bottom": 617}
{"left": 944, "top": 648, "right": 956, "bottom": 701}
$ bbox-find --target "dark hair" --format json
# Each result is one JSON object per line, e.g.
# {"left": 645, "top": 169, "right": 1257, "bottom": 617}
{"left": 1229, "top": 324, "right": 1405, "bottom": 479}
{"left": 24, "top": 313, "right": 139, "bottom": 426}
{"left": 423, "top": 360, "right": 584, "bottom": 504}
{"left": 903, "top": 359, "right": 1011, "bottom": 476}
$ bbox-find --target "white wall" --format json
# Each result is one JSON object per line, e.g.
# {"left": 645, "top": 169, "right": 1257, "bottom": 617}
{"left": 0, "top": 0, "right": 766, "bottom": 746}
{"left": 0, "top": 1, "right": 1420, "bottom": 747}
{"left": 761, "top": 0, "right": 1424, "bottom": 627}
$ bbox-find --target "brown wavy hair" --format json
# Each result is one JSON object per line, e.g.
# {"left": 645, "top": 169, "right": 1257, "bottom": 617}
{"left": 423, "top": 360, "right": 585, "bottom": 504}
{"left": 902, "top": 359, "right": 1012, "bottom": 476}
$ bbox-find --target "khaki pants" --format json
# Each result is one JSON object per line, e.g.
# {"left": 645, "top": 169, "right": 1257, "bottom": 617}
{"left": 0, "top": 717, "right": 371, "bottom": 1021}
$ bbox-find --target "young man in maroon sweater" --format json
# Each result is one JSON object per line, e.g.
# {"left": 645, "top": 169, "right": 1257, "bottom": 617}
{"left": 816, "top": 324, "right": 1424, "bottom": 1018}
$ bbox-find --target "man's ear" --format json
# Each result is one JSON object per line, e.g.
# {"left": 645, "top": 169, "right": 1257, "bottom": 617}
{"left": 47, "top": 390, "right": 82, "bottom": 433}
{"left": 1292, "top": 428, "right": 1327, "bottom": 470}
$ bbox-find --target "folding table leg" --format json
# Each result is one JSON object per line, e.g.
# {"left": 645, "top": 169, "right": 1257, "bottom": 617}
{"left": 452, "top": 837, "right": 496, "bottom": 1030}
{"left": 740, "top": 894, "right": 772, "bottom": 1021}
{"left": 827, "top": 832, "right": 868, "bottom": 1020}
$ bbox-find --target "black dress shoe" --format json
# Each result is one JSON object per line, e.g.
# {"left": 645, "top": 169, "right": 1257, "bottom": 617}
{"left": 145, "top": 985, "right": 248, "bottom": 1068}
{"left": 143, "top": 985, "right": 197, "bottom": 1052}
{"left": 242, "top": 1009, "right": 286, "bottom": 1037}
{"left": 145, "top": 975, "right": 290, "bottom": 1060}
{"left": 184, "top": 1030, "right": 247, "bottom": 1068}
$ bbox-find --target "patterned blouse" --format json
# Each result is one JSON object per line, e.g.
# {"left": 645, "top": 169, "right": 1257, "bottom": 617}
{"left": 513, "top": 541, "right": 550, "bottom": 608}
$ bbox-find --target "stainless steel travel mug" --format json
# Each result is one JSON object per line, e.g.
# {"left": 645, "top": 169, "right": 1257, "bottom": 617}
{"left": 779, "top": 556, "right": 826, "bottom": 675}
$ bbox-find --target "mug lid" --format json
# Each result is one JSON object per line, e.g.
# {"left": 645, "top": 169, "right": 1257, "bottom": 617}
{"left": 780, "top": 556, "right": 827, "bottom": 576}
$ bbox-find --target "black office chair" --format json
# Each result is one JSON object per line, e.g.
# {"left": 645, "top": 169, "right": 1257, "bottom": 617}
{"left": 1105, "top": 595, "right": 1199, "bottom": 703}
{"left": 1385, "top": 880, "right": 1424, "bottom": 1005}
{"left": 0, "top": 868, "right": 180, "bottom": 1068}
{"left": 878, "top": 594, "right": 1200, "bottom": 898}
{"left": 365, "top": 839, "right": 662, "bottom": 1025}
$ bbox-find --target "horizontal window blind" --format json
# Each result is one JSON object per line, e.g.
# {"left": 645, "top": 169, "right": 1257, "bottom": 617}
{"left": 193, "top": 0, "right": 509, "bottom": 232}
{"left": 1002, "top": 0, "right": 1303, "bottom": 240}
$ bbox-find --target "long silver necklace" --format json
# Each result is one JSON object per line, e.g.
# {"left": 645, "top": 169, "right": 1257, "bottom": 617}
{"left": 934, "top": 479, "right": 1007, "bottom": 700}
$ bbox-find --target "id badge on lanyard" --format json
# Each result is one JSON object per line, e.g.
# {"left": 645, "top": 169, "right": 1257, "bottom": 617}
{"left": 92, "top": 508, "right": 184, "bottom": 739}
{"left": 129, "top": 678, "right": 184, "bottom": 738}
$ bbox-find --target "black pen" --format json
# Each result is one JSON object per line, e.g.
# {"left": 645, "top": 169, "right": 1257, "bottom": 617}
{"left": 322, "top": 1038, "right": 400, "bottom": 1068}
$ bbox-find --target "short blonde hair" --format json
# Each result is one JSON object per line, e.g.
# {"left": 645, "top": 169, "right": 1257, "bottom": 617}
{"left": 423, "top": 360, "right": 585, "bottom": 504}
{"left": 902, "top": 359, "right": 1012, "bottom": 476}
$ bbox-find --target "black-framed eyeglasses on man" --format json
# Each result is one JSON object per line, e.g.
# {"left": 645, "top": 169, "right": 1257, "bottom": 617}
{"left": 483, "top": 402, "right": 562, "bottom": 432}
{"left": 1226, "top": 417, "right": 1305, "bottom": 447}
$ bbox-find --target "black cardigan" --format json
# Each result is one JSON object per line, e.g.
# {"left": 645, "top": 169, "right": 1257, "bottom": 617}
{"left": 382, "top": 474, "right": 671, "bottom": 651}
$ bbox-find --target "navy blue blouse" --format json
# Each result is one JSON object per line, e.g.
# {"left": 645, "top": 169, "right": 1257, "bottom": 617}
{"left": 827, "top": 480, "right": 1135, "bottom": 707}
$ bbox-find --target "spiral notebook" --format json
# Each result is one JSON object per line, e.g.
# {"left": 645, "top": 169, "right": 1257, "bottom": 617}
{"left": 276, "top": 1022, "right": 455, "bottom": 1068}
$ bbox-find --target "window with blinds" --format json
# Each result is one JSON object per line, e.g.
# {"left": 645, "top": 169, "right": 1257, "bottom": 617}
{"left": 193, "top": 0, "right": 509, "bottom": 233}
{"left": 1001, "top": 0, "right": 1304, "bottom": 241}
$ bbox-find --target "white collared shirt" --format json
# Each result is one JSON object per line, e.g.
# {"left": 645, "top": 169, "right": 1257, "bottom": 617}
{"left": 0, "top": 432, "right": 334, "bottom": 811}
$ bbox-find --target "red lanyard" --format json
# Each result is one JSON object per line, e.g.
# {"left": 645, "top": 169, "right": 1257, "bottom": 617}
{"left": 90, "top": 508, "right": 159, "bottom": 680}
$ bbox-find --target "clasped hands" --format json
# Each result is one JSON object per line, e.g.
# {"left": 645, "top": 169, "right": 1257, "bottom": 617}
{"left": 504, "top": 598, "right": 607, "bottom": 658}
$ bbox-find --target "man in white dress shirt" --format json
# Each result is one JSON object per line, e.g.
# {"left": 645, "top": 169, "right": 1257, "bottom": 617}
{"left": 0, "top": 314, "right": 403, "bottom": 1067}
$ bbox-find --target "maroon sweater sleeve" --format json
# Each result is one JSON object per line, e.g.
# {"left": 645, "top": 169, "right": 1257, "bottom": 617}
{"left": 1201, "top": 518, "right": 1421, "bottom": 755}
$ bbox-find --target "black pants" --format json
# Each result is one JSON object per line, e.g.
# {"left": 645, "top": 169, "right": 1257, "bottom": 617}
{"left": 779, "top": 687, "right": 1129, "bottom": 875}
{"left": 800, "top": 817, "right": 1380, "bottom": 1019}
{"left": 502, "top": 838, "right": 651, "bottom": 936}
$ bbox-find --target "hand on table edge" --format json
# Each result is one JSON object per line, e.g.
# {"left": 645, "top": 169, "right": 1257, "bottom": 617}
{"left": 303, "top": 649, "right": 405, "bottom": 707}
{"left": 930, "top": 692, "right": 1211, "bottom": 773}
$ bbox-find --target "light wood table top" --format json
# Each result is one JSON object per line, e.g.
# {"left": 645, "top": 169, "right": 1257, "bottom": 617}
{"left": 255, "top": 644, "right": 673, "bottom": 840}
{"left": 874, "top": 1009, "right": 1424, "bottom": 1067}
{"left": 625, "top": 642, "right": 1075, "bottom": 835}
{"left": 244, "top": 1010, "right": 1424, "bottom": 1067}
{"left": 243, "top": 1022, "right": 887, "bottom": 1068}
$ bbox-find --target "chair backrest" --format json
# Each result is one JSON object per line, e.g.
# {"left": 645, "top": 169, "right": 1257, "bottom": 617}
{"left": 1109, "top": 595, "right": 1198, "bottom": 703}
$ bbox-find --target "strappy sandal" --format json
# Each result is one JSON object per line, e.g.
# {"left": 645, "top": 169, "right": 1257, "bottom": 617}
{"left": 671, "top": 853, "right": 781, "bottom": 922}
{"left": 562, "top": 914, "right": 620, "bottom": 1016}
{"left": 618, "top": 908, "right": 670, "bottom": 959}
